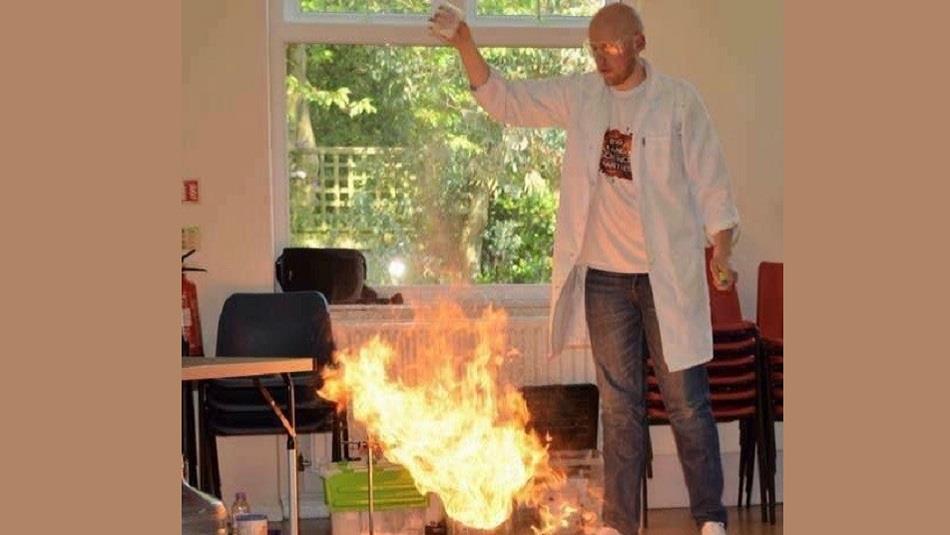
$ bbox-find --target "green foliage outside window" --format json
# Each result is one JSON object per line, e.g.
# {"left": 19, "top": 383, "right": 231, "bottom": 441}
{"left": 299, "top": 0, "right": 429, "bottom": 14}
{"left": 287, "top": 37, "right": 591, "bottom": 285}
{"left": 298, "top": 0, "right": 602, "bottom": 17}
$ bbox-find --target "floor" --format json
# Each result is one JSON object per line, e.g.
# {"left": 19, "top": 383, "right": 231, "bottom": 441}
{"left": 269, "top": 505, "right": 783, "bottom": 534}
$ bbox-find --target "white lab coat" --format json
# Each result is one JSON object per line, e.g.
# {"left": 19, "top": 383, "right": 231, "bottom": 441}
{"left": 472, "top": 59, "right": 739, "bottom": 372}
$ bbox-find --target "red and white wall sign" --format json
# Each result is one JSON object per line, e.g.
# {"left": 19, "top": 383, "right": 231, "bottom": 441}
{"left": 183, "top": 178, "right": 199, "bottom": 203}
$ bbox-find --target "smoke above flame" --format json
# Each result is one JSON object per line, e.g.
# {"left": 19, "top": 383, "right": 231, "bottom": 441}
{"left": 318, "top": 302, "right": 580, "bottom": 532}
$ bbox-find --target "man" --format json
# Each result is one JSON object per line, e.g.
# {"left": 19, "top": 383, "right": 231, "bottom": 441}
{"left": 432, "top": 2, "right": 739, "bottom": 534}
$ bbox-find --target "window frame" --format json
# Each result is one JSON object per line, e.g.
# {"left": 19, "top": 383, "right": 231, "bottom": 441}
{"left": 267, "top": 0, "right": 635, "bottom": 291}
{"left": 286, "top": 0, "right": 601, "bottom": 30}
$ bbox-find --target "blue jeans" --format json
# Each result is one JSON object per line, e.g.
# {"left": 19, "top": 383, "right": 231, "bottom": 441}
{"left": 584, "top": 268, "right": 727, "bottom": 533}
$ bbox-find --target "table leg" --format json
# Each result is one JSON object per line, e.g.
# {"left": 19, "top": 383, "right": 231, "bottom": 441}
{"left": 182, "top": 382, "right": 199, "bottom": 486}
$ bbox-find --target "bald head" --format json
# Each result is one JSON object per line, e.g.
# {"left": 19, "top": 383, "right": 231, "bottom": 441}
{"left": 588, "top": 2, "right": 647, "bottom": 89}
{"left": 589, "top": 2, "right": 644, "bottom": 42}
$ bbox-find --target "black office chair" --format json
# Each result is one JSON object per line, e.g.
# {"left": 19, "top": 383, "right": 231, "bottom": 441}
{"left": 200, "top": 292, "right": 346, "bottom": 499}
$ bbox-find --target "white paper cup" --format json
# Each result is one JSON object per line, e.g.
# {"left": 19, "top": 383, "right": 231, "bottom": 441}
{"left": 429, "top": 0, "right": 465, "bottom": 39}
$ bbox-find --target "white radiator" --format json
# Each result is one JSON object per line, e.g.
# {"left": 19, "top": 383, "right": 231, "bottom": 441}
{"left": 329, "top": 313, "right": 598, "bottom": 388}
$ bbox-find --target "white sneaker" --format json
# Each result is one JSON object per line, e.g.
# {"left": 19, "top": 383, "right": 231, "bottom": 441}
{"left": 700, "top": 521, "right": 727, "bottom": 535}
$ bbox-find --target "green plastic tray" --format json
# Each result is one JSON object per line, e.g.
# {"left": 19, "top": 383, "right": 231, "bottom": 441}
{"left": 323, "top": 461, "right": 428, "bottom": 512}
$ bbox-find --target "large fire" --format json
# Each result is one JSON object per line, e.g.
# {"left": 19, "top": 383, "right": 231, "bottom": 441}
{"left": 318, "top": 302, "right": 583, "bottom": 532}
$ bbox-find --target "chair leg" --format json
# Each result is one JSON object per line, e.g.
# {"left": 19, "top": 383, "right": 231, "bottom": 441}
{"left": 756, "top": 406, "right": 771, "bottom": 522}
{"left": 182, "top": 383, "right": 198, "bottom": 486}
{"left": 760, "top": 351, "right": 779, "bottom": 524}
{"left": 761, "top": 418, "right": 774, "bottom": 524}
{"left": 198, "top": 428, "right": 222, "bottom": 499}
{"left": 744, "top": 421, "right": 757, "bottom": 509}
{"left": 744, "top": 437, "right": 755, "bottom": 509}
{"left": 768, "top": 450, "right": 777, "bottom": 525}
{"left": 752, "top": 337, "right": 775, "bottom": 519}
{"left": 208, "top": 434, "right": 222, "bottom": 499}
{"left": 766, "top": 415, "right": 779, "bottom": 524}
{"left": 737, "top": 418, "right": 747, "bottom": 508}
{"left": 737, "top": 417, "right": 755, "bottom": 508}
{"left": 197, "top": 385, "right": 222, "bottom": 498}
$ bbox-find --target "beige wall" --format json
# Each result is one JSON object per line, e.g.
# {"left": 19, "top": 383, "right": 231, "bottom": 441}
{"left": 182, "top": 0, "right": 273, "bottom": 352}
{"left": 182, "top": 0, "right": 283, "bottom": 516}
{"left": 181, "top": 0, "right": 783, "bottom": 516}
{"left": 644, "top": 0, "right": 784, "bottom": 316}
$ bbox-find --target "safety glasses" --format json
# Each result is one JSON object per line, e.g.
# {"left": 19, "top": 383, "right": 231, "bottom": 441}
{"left": 584, "top": 38, "right": 626, "bottom": 57}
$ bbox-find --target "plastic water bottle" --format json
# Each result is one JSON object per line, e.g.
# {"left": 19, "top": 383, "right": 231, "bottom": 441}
{"left": 230, "top": 492, "right": 250, "bottom": 533}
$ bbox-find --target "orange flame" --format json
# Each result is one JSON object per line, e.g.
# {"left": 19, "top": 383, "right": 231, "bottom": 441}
{"left": 318, "top": 302, "right": 584, "bottom": 532}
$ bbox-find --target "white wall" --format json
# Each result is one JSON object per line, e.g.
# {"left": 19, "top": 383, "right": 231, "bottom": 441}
{"left": 182, "top": 0, "right": 782, "bottom": 518}
{"left": 643, "top": 0, "right": 784, "bottom": 317}
{"left": 182, "top": 0, "right": 273, "bottom": 350}
{"left": 182, "top": 0, "right": 284, "bottom": 516}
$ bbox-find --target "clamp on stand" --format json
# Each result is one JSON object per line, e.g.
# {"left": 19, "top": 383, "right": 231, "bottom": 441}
{"left": 339, "top": 438, "right": 380, "bottom": 535}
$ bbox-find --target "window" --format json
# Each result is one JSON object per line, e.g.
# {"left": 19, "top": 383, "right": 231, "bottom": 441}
{"left": 299, "top": 0, "right": 429, "bottom": 15}
{"left": 295, "top": 0, "right": 606, "bottom": 18}
{"left": 271, "top": 1, "right": 624, "bottom": 285}
{"left": 476, "top": 0, "right": 603, "bottom": 17}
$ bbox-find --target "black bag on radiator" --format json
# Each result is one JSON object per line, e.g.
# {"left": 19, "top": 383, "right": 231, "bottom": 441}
{"left": 275, "top": 248, "right": 366, "bottom": 303}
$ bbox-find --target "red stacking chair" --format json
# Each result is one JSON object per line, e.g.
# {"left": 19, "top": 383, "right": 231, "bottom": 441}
{"left": 756, "top": 261, "right": 783, "bottom": 341}
{"left": 639, "top": 249, "right": 771, "bottom": 527}
{"left": 702, "top": 248, "right": 770, "bottom": 517}
{"left": 756, "top": 261, "right": 783, "bottom": 524}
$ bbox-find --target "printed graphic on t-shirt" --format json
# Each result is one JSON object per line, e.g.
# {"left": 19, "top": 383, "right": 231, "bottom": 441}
{"left": 599, "top": 128, "right": 634, "bottom": 181}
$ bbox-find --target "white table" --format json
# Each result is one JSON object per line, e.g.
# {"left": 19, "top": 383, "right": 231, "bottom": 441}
{"left": 181, "top": 356, "right": 314, "bottom": 535}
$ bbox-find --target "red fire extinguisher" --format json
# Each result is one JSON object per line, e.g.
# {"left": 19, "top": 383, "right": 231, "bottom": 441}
{"left": 182, "top": 249, "right": 207, "bottom": 357}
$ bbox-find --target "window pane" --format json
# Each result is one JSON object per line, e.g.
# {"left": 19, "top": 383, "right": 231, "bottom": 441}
{"left": 286, "top": 43, "right": 592, "bottom": 284}
{"left": 476, "top": 0, "right": 604, "bottom": 17}
{"left": 299, "top": 0, "right": 430, "bottom": 15}
{"left": 476, "top": 0, "right": 535, "bottom": 16}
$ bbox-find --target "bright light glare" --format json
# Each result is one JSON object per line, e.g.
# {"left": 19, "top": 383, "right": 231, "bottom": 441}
{"left": 388, "top": 258, "right": 407, "bottom": 281}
